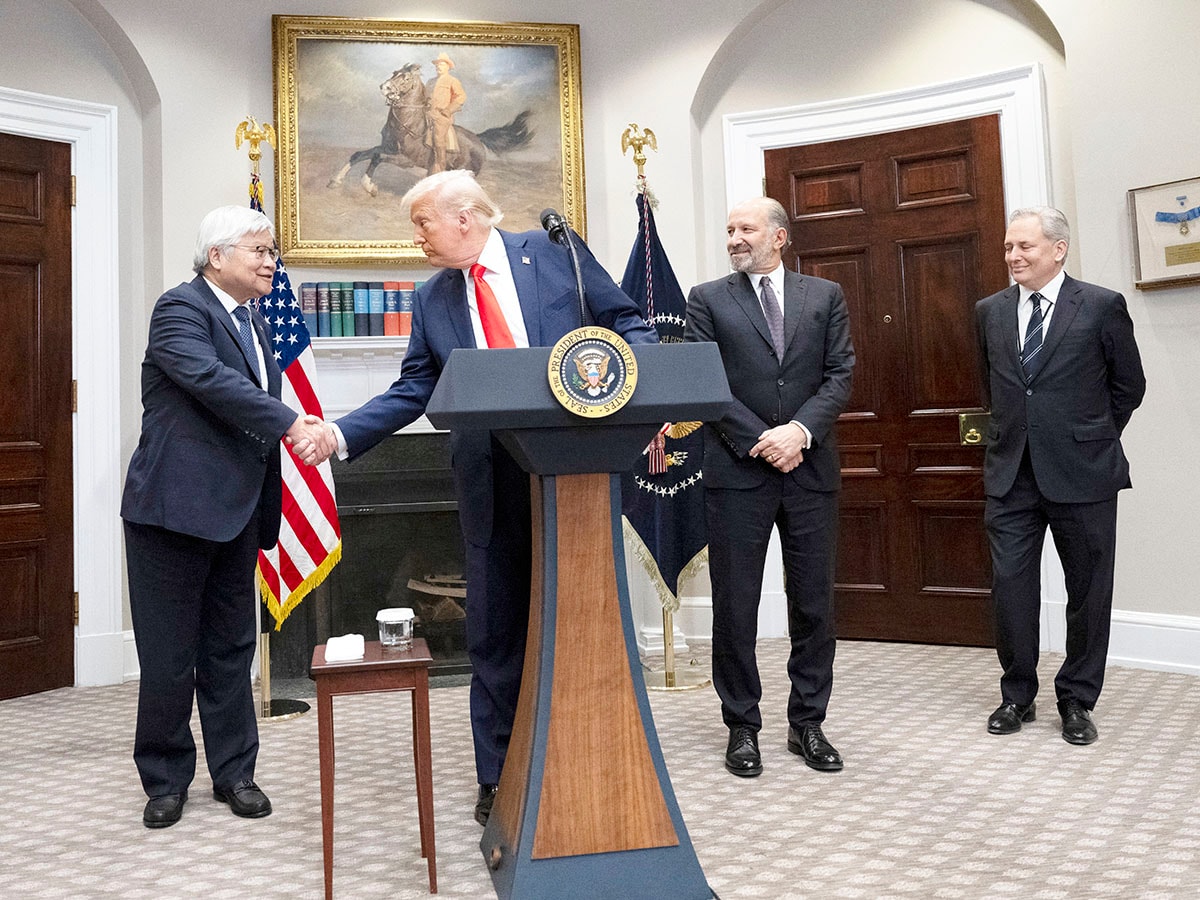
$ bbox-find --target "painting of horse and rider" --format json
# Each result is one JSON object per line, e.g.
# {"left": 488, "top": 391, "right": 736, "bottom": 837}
{"left": 277, "top": 21, "right": 583, "bottom": 262}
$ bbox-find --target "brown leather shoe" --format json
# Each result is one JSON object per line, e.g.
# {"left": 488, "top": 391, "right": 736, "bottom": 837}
{"left": 787, "top": 724, "right": 844, "bottom": 771}
{"left": 987, "top": 701, "right": 1036, "bottom": 735}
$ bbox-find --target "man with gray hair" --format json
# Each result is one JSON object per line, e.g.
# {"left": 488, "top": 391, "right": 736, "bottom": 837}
{"left": 122, "top": 206, "right": 334, "bottom": 828}
{"left": 311, "top": 170, "right": 657, "bottom": 825}
{"left": 684, "top": 196, "right": 854, "bottom": 778}
{"left": 976, "top": 206, "right": 1145, "bottom": 745}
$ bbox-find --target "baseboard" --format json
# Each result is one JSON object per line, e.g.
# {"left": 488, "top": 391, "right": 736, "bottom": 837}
{"left": 74, "top": 630, "right": 126, "bottom": 687}
{"left": 678, "top": 594, "right": 1200, "bottom": 677}
{"left": 123, "top": 630, "right": 140, "bottom": 681}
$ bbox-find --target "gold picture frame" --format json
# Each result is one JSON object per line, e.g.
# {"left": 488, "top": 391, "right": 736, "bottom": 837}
{"left": 272, "top": 15, "right": 584, "bottom": 266}
{"left": 1127, "top": 175, "right": 1200, "bottom": 290}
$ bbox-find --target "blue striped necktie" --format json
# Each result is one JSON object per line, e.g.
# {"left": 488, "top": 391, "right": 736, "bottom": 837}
{"left": 1021, "top": 292, "right": 1049, "bottom": 377}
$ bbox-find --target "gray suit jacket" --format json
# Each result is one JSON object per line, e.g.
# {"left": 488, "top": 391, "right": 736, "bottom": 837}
{"left": 975, "top": 273, "right": 1146, "bottom": 503}
{"left": 684, "top": 269, "right": 855, "bottom": 492}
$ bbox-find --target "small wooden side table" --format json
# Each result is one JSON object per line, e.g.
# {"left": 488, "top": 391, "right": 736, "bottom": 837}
{"left": 310, "top": 638, "right": 437, "bottom": 897}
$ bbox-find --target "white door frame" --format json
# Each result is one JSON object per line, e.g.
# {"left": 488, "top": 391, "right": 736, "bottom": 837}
{"left": 0, "top": 85, "right": 123, "bottom": 686}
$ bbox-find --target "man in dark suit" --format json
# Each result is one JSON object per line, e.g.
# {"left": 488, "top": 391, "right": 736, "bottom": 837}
{"left": 684, "top": 197, "right": 854, "bottom": 777}
{"left": 976, "top": 206, "right": 1145, "bottom": 745}
{"left": 311, "top": 170, "right": 656, "bottom": 825}
{"left": 121, "top": 206, "right": 335, "bottom": 828}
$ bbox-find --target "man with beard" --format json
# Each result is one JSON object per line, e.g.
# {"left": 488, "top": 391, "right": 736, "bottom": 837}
{"left": 684, "top": 197, "right": 855, "bottom": 778}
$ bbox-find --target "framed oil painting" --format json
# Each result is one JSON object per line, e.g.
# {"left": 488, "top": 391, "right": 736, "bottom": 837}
{"left": 272, "top": 16, "right": 584, "bottom": 265}
{"left": 1128, "top": 175, "right": 1200, "bottom": 290}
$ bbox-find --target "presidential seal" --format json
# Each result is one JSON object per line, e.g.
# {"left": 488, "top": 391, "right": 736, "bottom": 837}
{"left": 547, "top": 327, "right": 638, "bottom": 418}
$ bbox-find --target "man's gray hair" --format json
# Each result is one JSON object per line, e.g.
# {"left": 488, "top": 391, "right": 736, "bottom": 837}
{"left": 1009, "top": 206, "right": 1070, "bottom": 249}
{"left": 401, "top": 169, "right": 503, "bottom": 227}
{"left": 193, "top": 206, "right": 275, "bottom": 274}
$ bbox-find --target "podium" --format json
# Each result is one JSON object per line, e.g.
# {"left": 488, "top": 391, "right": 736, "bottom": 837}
{"left": 426, "top": 342, "right": 729, "bottom": 900}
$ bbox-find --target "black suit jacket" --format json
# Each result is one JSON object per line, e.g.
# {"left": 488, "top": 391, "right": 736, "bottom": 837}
{"left": 684, "top": 269, "right": 855, "bottom": 491}
{"left": 975, "top": 274, "right": 1146, "bottom": 503}
{"left": 121, "top": 276, "right": 297, "bottom": 548}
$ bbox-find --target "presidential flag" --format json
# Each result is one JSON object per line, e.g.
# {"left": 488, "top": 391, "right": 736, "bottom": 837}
{"left": 251, "top": 180, "right": 341, "bottom": 628}
{"left": 620, "top": 186, "right": 707, "bottom": 612}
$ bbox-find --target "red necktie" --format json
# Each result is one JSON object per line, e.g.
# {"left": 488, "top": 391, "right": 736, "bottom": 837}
{"left": 471, "top": 263, "right": 515, "bottom": 348}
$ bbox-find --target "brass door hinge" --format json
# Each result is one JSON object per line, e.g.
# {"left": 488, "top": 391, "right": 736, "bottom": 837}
{"left": 72, "top": 380, "right": 77, "bottom": 413}
{"left": 74, "top": 591, "right": 79, "bottom": 626}
{"left": 71, "top": 175, "right": 77, "bottom": 207}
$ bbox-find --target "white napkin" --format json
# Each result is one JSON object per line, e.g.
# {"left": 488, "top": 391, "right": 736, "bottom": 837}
{"left": 323, "top": 633, "right": 365, "bottom": 662}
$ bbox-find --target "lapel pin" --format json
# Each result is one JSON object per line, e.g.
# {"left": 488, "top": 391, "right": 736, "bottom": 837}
{"left": 522, "top": 256, "right": 531, "bottom": 265}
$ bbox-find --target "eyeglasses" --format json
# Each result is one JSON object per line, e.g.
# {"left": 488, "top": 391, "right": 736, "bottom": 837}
{"left": 231, "top": 244, "right": 280, "bottom": 261}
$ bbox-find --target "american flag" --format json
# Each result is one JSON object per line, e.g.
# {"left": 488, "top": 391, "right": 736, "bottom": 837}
{"left": 251, "top": 250, "right": 342, "bottom": 628}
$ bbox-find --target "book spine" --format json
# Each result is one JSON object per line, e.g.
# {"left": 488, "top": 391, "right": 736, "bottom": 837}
{"left": 398, "top": 281, "right": 415, "bottom": 337}
{"left": 368, "top": 281, "right": 385, "bottom": 336}
{"left": 300, "top": 282, "right": 318, "bottom": 336}
{"left": 329, "top": 282, "right": 343, "bottom": 337}
{"left": 353, "top": 281, "right": 369, "bottom": 337}
{"left": 339, "top": 282, "right": 355, "bottom": 336}
{"left": 383, "top": 281, "right": 401, "bottom": 336}
{"left": 315, "top": 282, "right": 330, "bottom": 337}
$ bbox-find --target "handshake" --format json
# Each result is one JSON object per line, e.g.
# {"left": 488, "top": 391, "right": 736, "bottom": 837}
{"left": 284, "top": 414, "right": 338, "bottom": 466}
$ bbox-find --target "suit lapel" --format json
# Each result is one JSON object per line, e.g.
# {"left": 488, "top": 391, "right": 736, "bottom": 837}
{"left": 502, "top": 231, "right": 542, "bottom": 345}
{"left": 997, "top": 285, "right": 1022, "bottom": 377}
{"left": 729, "top": 272, "right": 774, "bottom": 352}
{"left": 440, "top": 268, "right": 478, "bottom": 349}
{"left": 1030, "top": 275, "right": 1082, "bottom": 382}
{"left": 781, "top": 269, "right": 810, "bottom": 357}
{"left": 195, "top": 276, "right": 262, "bottom": 384}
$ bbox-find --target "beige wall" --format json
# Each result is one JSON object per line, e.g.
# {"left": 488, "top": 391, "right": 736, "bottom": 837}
{"left": 0, "top": 0, "right": 1194, "bottom": 656}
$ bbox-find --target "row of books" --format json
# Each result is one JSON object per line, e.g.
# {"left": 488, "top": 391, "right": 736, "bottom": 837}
{"left": 298, "top": 281, "right": 427, "bottom": 338}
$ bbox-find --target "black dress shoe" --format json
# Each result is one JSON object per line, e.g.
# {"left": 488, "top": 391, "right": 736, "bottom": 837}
{"left": 787, "top": 724, "right": 843, "bottom": 771}
{"left": 1059, "top": 698, "right": 1098, "bottom": 745}
{"left": 213, "top": 780, "right": 272, "bottom": 818}
{"left": 724, "top": 725, "right": 762, "bottom": 777}
{"left": 143, "top": 791, "right": 187, "bottom": 829}
{"left": 475, "top": 783, "right": 498, "bottom": 825}
{"left": 987, "top": 701, "right": 1036, "bottom": 735}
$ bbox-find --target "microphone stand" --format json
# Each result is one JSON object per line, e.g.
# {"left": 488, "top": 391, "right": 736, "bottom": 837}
{"left": 558, "top": 226, "right": 588, "bottom": 329}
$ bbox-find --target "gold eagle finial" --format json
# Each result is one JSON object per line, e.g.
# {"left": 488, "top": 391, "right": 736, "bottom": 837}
{"left": 621, "top": 123, "right": 658, "bottom": 178}
{"left": 235, "top": 116, "right": 277, "bottom": 175}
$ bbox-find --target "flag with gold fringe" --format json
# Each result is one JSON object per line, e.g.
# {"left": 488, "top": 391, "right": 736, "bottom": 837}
{"left": 250, "top": 182, "right": 341, "bottom": 628}
{"left": 620, "top": 183, "right": 707, "bottom": 612}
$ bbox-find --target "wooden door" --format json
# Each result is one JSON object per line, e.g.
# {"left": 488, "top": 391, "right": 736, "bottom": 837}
{"left": 0, "top": 131, "right": 74, "bottom": 699}
{"left": 765, "top": 115, "right": 1008, "bottom": 645}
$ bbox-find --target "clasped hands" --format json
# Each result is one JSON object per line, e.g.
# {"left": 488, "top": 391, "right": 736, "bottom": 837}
{"left": 285, "top": 414, "right": 337, "bottom": 466}
{"left": 749, "top": 422, "right": 807, "bottom": 473}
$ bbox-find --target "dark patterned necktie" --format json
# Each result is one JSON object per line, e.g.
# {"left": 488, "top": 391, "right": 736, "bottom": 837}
{"left": 759, "top": 275, "right": 785, "bottom": 357}
{"left": 233, "top": 305, "right": 260, "bottom": 382}
{"left": 1021, "top": 292, "right": 1049, "bottom": 377}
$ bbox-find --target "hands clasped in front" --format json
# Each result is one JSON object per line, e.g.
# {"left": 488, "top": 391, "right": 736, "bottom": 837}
{"left": 285, "top": 414, "right": 337, "bottom": 466}
{"left": 749, "top": 423, "right": 806, "bottom": 473}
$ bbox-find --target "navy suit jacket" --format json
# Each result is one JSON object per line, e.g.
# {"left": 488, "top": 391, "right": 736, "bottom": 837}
{"left": 684, "top": 269, "right": 855, "bottom": 492}
{"left": 975, "top": 273, "right": 1146, "bottom": 503}
{"left": 335, "top": 228, "right": 657, "bottom": 546}
{"left": 121, "top": 275, "right": 297, "bottom": 548}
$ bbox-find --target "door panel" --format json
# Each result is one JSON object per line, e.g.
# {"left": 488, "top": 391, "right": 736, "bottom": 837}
{"left": 0, "top": 131, "right": 74, "bottom": 699}
{"left": 767, "top": 115, "right": 1008, "bottom": 645}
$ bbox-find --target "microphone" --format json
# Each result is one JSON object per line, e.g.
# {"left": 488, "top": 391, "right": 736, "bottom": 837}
{"left": 540, "top": 208, "right": 569, "bottom": 245}
{"left": 539, "top": 208, "right": 586, "bottom": 327}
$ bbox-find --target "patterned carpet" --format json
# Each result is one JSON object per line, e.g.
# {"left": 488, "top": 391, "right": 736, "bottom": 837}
{"left": 2, "top": 639, "right": 1198, "bottom": 899}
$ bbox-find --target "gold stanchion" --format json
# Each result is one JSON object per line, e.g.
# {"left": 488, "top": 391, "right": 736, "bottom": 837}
{"left": 643, "top": 607, "right": 711, "bottom": 692}
{"left": 258, "top": 630, "right": 310, "bottom": 720}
